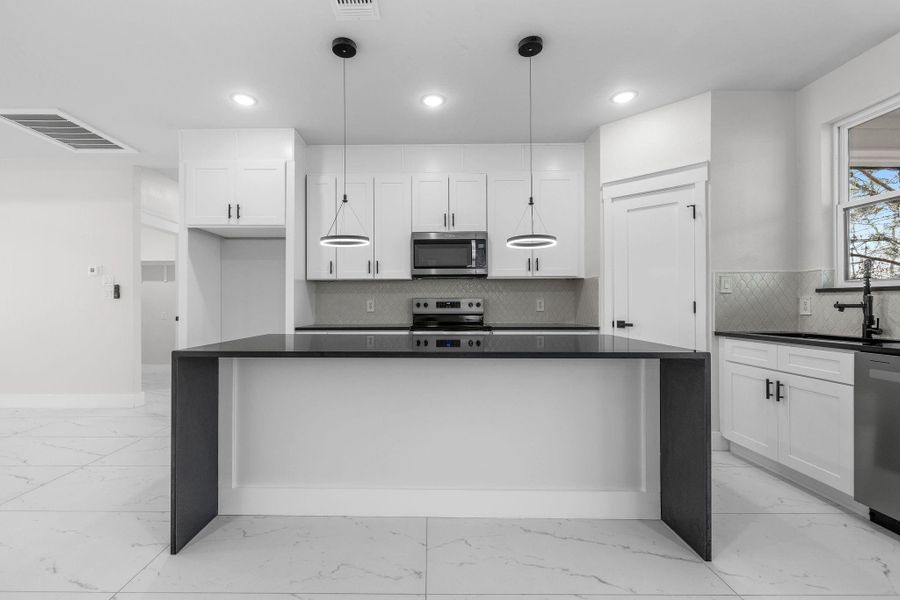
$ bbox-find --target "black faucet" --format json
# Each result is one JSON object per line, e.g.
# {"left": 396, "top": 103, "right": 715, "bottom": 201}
{"left": 834, "top": 259, "right": 883, "bottom": 339}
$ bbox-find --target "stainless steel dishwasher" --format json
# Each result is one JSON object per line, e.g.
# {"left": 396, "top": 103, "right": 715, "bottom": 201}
{"left": 855, "top": 351, "right": 900, "bottom": 534}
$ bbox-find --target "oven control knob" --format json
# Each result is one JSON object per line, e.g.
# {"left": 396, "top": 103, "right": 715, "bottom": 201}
{"left": 468, "top": 302, "right": 474, "bottom": 308}
{"left": 468, "top": 339, "right": 474, "bottom": 347}
{"left": 423, "top": 302, "right": 429, "bottom": 308}
{"left": 424, "top": 340, "right": 429, "bottom": 346}
{"left": 476, "top": 302, "right": 482, "bottom": 307}
{"left": 416, "top": 339, "right": 421, "bottom": 347}
{"left": 415, "top": 302, "right": 421, "bottom": 308}
{"left": 476, "top": 340, "right": 481, "bottom": 347}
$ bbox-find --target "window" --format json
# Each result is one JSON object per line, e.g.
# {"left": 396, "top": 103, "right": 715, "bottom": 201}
{"left": 837, "top": 104, "right": 900, "bottom": 283}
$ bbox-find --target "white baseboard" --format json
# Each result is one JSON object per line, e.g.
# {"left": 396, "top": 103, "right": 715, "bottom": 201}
{"left": 711, "top": 431, "right": 729, "bottom": 451}
{"left": 0, "top": 392, "right": 145, "bottom": 409}
{"left": 220, "top": 487, "right": 661, "bottom": 519}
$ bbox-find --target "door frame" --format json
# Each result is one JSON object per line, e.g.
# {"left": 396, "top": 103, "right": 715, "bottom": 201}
{"left": 602, "top": 163, "right": 709, "bottom": 350}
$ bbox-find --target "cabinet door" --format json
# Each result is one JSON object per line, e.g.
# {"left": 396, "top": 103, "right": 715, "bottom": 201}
{"left": 449, "top": 173, "right": 487, "bottom": 231}
{"left": 336, "top": 176, "right": 375, "bottom": 280}
{"left": 185, "top": 161, "right": 234, "bottom": 226}
{"left": 531, "top": 171, "right": 582, "bottom": 277}
{"left": 306, "top": 175, "right": 337, "bottom": 280}
{"left": 412, "top": 174, "right": 449, "bottom": 232}
{"left": 720, "top": 362, "right": 779, "bottom": 460}
{"left": 374, "top": 175, "right": 412, "bottom": 280}
{"left": 777, "top": 373, "right": 854, "bottom": 494}
{"left": 234, "top": 161, "right": 285, "bottom": 226}
{"left": 488, "top": 173, "right": 534, "bottom": 278}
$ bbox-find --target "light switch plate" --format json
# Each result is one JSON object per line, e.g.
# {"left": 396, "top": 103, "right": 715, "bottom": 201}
{"left": 799, "top": 296, "right": 812, "bottom": 316}
{"left": 366, "top": 298, "right": 375, "bottom": 313}
{"left": 719, "top": 275, "right": 733, "bottom": 294}
{"left": 87, "top": 265, "right": 101, "bottom": 277}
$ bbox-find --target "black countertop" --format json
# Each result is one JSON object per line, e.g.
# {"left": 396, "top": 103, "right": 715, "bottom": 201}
{"left": 295, "top": 323, "right": 600, "bottom": 332}
{"left": 175, "top": 333, "right": 704, "bottom": 359}
{"left": 715, "top": 330, "right": 900, "bottom": 356}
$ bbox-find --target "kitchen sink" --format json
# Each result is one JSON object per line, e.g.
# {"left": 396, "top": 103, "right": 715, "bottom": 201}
{"left": 746, "top": 331, "right": 900, "bottom": 346}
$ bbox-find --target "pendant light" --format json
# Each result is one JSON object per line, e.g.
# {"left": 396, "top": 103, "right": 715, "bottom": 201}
{"left": 507, "top": 35, "right": 557, "bottom": 250}
{"left": 320, "top": 37, "right": 370, "bottom": 248}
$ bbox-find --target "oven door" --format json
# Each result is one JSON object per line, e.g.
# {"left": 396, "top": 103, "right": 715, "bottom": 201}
{"left": 411, "top": 233, "right": 487, "bottom": 277}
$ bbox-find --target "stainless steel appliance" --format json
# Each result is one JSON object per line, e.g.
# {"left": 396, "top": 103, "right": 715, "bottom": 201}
{"left": 411, "top": 297, "right": 489, "bottom": 351}
{"left": 411, "top": 232, "right": 487, "bottom": 278}
{"left": 855, "top": 352, "right": 900, "bottom": 534}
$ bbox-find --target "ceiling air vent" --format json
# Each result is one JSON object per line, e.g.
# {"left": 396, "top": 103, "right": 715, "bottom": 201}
{"left": 332, "top": 0, "right": 380, "bottom": 21}
{"left": 0, "top": 109, "right": 135, "bottom": 153}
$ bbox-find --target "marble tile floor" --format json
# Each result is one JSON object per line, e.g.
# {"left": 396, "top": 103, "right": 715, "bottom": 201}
{"left": 0, "top": 367, "right": 899, "bottom": 598}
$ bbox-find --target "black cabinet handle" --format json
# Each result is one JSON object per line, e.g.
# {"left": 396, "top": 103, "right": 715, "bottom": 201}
{"left": 776, "top": 380, "right": 785, "bottom": 402}
{"left": 765, "top": 378, "right": 773, "bottom": 400}
{"left": 228, "top": 203, "right": 232, "bottom": 219}
{"left": 527, "top": 258, "right": 531, "bottom": 272}
{"left": 443, "top": 213, "right": 447, "bottom": 228}
{"left": 452, "top": 213, "right": 455, "bottom": 227}
{"left": 329, "top": 260, "right": 333, "bottom": 275}
{"left": 376, "top": 260, "right": 380, "bottom": 274}
{"left": 615, "top": 320, "right": 634, "bottom": 328}
{"left": 368, "top": 260, "right": 371, "bottom": 274}
{"left": 536, "top": 257, "right": 540, "bottom": 272}
{"left": 236, "top": 204, "right": 241, "bottom": 220}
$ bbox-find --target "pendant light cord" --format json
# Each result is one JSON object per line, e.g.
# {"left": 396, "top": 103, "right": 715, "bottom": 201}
{"left": 343, "top": 57, "right": 347, "bottom": 201}
{"left": 529, "top": 55, "right": 535, "bottom": 235}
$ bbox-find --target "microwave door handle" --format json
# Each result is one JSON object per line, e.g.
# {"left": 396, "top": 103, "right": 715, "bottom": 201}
{"left": 471, "top": 240, "right": 477, "bottom": 267}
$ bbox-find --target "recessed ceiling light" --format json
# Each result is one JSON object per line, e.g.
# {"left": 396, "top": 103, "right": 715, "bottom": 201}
{"left": 230, "top": 93, "right": 257, "bottom": 107}
{"left": 611, "top": 90, "right": 638, "bottom": 104}
{"left": 422, "top": 94, "right": 445, "bottom": 108}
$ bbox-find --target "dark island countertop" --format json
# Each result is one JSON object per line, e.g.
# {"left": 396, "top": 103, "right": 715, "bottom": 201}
{"left": 295, "top": 323, "right": 600, "bottom": 332}
{"left": 715, "top": 330, "right": 900, "bottom": 356}
{"left": 176, "top": 333, "right": 704, "bottom": 359}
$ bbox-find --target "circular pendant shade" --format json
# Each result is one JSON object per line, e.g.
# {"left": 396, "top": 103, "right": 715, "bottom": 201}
{"left": 320, "top": 234, "right": 370, "bottom": 248}
{"left": 506, "top": 233, "right": 558, "bottom": 249}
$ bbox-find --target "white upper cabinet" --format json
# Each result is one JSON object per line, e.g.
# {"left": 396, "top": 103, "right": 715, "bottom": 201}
{"left": 234, "top": 161, "right": 286, "bottom": 226}
{"left": 412, "top": 174, "right": 450, "bottom": 231}
{"left": 374, "top": 175, "right": 412, "bottom": 279}
{"left": 488, "top": 173, "right": 533, "bottom": 278}
{"left": 449, "top": 173, "right": 487, "bottom": 231}
{"left": 531, "top": 171, "right": 581, "bottom": 277}
{"left": 185, "top": 161, "right": 235, "bottom": 226}
{"left": 306, "top": 175, "right": 337, "bottom": 280}
{"left": 488, "top": 171, "right": 583, "bottom": 278}
{"left": 335, "top": 176, "right": 375, "bottom": 280}
{"left": 185, "top": 160, "right": 286, "bottom": 228}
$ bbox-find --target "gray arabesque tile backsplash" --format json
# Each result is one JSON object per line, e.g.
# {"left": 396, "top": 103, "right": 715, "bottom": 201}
{"left": 314, "top": 278, "right": 601, "bottom": 326}
{"left": 715, "top": 270, "right": 900, "bottom": 337}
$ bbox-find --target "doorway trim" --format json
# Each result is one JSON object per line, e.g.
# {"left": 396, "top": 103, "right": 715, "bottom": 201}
{"left": 601, "top": 163, "right": 709, "bottom": 350}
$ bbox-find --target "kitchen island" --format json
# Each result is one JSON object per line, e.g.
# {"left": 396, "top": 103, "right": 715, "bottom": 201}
{"left": 171, "top": 333, "right": 711, "bottom": 559}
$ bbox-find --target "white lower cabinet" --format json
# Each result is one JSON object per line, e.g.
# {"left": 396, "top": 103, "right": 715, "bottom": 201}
{"left": 719, "top": 338, "right": 854, "bottom": 495}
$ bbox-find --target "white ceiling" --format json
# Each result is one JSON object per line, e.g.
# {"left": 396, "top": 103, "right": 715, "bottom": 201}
{"left": 2, "top": 0, "right": 900, "bottom": 168}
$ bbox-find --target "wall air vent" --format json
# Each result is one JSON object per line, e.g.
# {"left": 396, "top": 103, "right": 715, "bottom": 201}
{"left": 332, "top": 0, "right": 380, "bottom": 21}
{"left": 0, "top": 109, "right": 135, "bottom": 153}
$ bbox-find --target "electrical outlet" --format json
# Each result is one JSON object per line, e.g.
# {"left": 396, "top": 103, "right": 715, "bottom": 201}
{"left": 536, "top": 298, "right": 545, "bottom": 312}
{"left": 799, "top": 296, "right": 812, "bottom": 316}
{"left": 366, "top": 298, "right": 376, "bottom": 313}
{"left": 719, "top": 275, "right": 733, "bottom": 294}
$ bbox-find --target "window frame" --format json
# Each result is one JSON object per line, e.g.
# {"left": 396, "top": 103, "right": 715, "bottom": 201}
{"left": 834, "top": 95, "right": 900, "bottom": 287}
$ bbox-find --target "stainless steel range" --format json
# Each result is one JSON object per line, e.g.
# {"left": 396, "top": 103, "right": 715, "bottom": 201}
{"left": 411, "top": 297, "right": 489, "bottom": 350}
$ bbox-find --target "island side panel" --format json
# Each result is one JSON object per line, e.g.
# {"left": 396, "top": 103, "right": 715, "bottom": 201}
{"left": 659, "top": 356, "right": 712, "bottom": 561}
{"left": 171, "top": 355, "right": 219, "bottom": 554}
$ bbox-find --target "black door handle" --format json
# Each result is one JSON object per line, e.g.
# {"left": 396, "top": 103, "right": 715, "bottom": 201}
{"left": 765, "top": 378, "right": 773, "bottom": 399}
{"left": 776, "top": 380, "right": 785, "bottom": 402}
{"left": 228, "top": 203, "right": 232, "bottom": 219}
{"left": 615, "top": 320, "right": 634, "bottom": 329}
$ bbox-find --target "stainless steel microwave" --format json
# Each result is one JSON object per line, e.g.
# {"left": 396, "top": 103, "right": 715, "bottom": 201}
{"left": 411, "top": 232, "right": 488, "bottom": 278}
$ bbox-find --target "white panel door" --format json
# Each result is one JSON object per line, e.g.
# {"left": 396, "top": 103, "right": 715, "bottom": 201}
{"left": 234, "top": 161, "right": 286, "bottom": 226}
{"left": 185, "top": 161, "right": 234, "bottom": 226}
{"left": 306, "top": 175, "right": 337, "bottom": 280}
{"left": 488, "top": 173, "right": 533, "bottom": 278}
{"left": 412, "top": 174, "right": 449, "bottom": 232}
{"left": 532, "top": 171, "right": 581, "bottom": 278}
{"left": 778, "top": 374, "right": 854, "bottom": 494}
{"left": 336, "top": 176, "right": 374, "bottom": 280}
{"left": 611, "top": 186, "right": 696, "bottom": 348}
{"left": 449, "top": 173, "right": 487, "bottom": 231}
{"left": 720, "top": 362, "right": 779, "bottom": 460}
{"left": 374, "top": 175, "right": 412, "bottom": 280}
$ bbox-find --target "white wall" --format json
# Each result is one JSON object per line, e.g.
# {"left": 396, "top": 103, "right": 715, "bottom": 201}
{"left": 221, "top": 239, "right": 286, "bottom": 342}
{"left": 709, "top": 91, "right": 798, "bottom": 271}
{"left": 796, "top": 31, "right": 900, "bottom": 271}
{"left": 141, "top": 226, "right": 177, "bottom": 261}
{"left": 141, "top": 279, "right": 176, "bottom": 365}
{"left": 599, "top": 93, "right": 711, "bottom": 183}
{"left": 0, "top": 161, "right": 141, "bottom": 402}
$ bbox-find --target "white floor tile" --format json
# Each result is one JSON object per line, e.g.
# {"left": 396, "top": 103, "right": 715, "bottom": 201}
{"left": 0, "top": 511, "right": 168, "bottom": 592}
{"left": 24, "top": 417, "right": 168, "bottom": 438}
{"left": 713, "top": 465, "right": 845, "bottom": 514}
{"left": 0, "top": 437, "right": 137, "bottom": 466}
{"left": 428, "top": 596, "right": 738, "bottom": 600}
{"left": 426, "top": 518, "right": 733, "bottom": 595}
{"left": 0, "top": 466, "right": 76, "bottom": 504}
{"left": 712, "top": 513, "right": 900, "bottom": 594}
{"left": 122, "top": 516, "right": 426, "bottom": 594}
{"left": 116, "top": 595, "right": 415, "bottom": 600}
{"left": 0, "top": 417, "right": 54, "bottom": 437}
{"left": 0, "top": 593, "right": 114, "bottom": 599}
{"left": 93, "top": 437, "right": 169, "bottom": 466}
{"left": 1, "top": 466, "right": 169, "bottom": 511}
